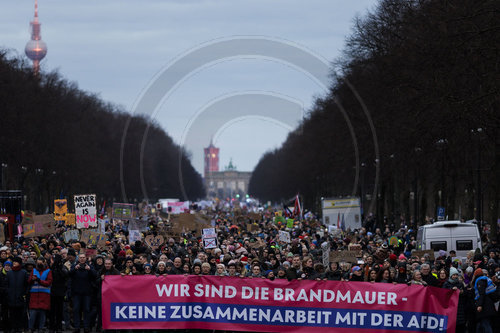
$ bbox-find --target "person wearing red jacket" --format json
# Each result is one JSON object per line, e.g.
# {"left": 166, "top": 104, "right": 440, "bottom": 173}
{"left": 27, "top": 257, "right": 53, "bottom": 332}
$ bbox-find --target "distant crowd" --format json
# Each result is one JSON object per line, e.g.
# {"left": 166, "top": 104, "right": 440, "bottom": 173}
{"left": 1, "top": 207, "right": 499, "bottom": 333}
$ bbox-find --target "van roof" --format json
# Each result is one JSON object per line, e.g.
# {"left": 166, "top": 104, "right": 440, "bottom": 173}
{"left": 423, "top": 221, "right": 476, "bottom": 228}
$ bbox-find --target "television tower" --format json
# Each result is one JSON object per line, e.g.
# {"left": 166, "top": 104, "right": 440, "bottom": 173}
{"left": 25, "top": 0, "right": 47, "bottom": 75}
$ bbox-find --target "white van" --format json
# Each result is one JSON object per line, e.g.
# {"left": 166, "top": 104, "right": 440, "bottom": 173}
{"left": 416, "top": 221, "right": 482, "bottom": 258}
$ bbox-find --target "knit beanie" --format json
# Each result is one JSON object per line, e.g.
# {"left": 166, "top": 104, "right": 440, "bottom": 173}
{"left": 449, "top": 267, "right": 459, "bottom": 277}
{"left": 473, "top": 268, "right": 483, "bottom": 277}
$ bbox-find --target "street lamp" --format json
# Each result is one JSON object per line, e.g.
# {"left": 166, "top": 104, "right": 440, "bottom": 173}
{"left": 436, "top": 139, "right": 448, "bottom": 216}
{"left": 471, "top": 128, "right": 484, "bottom": 226}
{"left": 414, "top": 147, "right": 422, "bottom": 226}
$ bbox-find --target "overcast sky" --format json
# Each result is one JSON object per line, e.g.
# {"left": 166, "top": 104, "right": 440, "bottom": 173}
{"left": 1, "top": 0, "right": 378, "bottom": 175}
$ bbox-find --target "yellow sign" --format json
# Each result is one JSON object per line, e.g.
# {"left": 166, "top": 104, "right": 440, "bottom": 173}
{"left": 66, "top": 213, "right": 76, "bottom": 226}
{"left": 54, "top": 199, "right": 68, "bottom": 221}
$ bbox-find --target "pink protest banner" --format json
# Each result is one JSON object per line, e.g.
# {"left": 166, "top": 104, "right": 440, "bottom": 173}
{"left": 102, "top": 275, "right": 458, "bottom": 332}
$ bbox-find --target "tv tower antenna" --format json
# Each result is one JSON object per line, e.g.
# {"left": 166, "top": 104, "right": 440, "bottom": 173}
{"left": 25, "top": 0, "right": 47, "bottom": 75}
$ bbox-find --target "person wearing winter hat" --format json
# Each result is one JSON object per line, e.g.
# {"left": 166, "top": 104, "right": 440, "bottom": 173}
{"left": 398, "top": 254, "right": 407, "bottom": 262}
{"left": 472, "top": 267, "right": 496, "bottom": 332}
{"left": 28, "top": 257, "right": 53, "bottom": 331}
{"left": 6, "top": 256, "right": 29, "bottom": 332}
{"left": 443, "top": 267, "right": 466, "bottom": 331}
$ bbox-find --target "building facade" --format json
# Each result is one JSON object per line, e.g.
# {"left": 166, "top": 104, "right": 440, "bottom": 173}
{"left": 203, "top": 142, "right": 251, "bottom": 199}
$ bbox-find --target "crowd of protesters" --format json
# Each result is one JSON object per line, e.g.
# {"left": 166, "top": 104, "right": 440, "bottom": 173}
{"left": 0, "top": 205, "right": 499, "bottom": 333}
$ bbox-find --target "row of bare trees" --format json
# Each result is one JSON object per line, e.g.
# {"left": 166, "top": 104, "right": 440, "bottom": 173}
{"left": 249, "top": 0, "right": 499, "bottom": 236}
{"left": 0, "top": 53, "right": 204, "bottom": 213}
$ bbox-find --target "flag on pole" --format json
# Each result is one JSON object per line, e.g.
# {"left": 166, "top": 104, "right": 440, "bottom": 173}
{"left": 293, "top": 194, "right": 302, "bottom": 220}
{"left": 337, "top": 213, "right": 340, "bottom": 229}
{"left": 341, "top": 213, "right": 346, "bottom": 231}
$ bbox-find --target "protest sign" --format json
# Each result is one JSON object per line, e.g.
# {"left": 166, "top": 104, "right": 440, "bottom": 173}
{"left": 99, "top": 218, "right": 107, "bottom": 234}
{"left": 286, "top": 218, "right": 294, "bottom": 228}
{"left": 248, "top": 212, "right": 261, "bottom": 222}
{"left": 54, "top": 199, "right": 68, "bottom": 221}
{"left": 129, "top": 230, "right": 141, "bottom": 243}
{"left": 23, "top": 224, "right": 35, "bottom": 237}
{"left": 74, "top": 194, "right": 97, "bottom": 229}
{"left": 203, "top": 237, "right": 217, "bottom": 249}
{"left": 80, "top": 229, "right": 107, "bottom": 248}
{"left": 322, "top": 242, "right": 331, "bottom": 268}
{"left": 202, "top": 228, "right": 216, "bottom": 238}
{"left": 246, "top": 223, "right": 257, "bottom": 232}
{"left": 102, "top": 275, "right": 458, "bottom": 332}
{"left": 63, "top": 229, "right": 80, "bottom": 243}
{"left": 85, "top": 248, "right": 97, "bottom": 258}
{"left": 129, "top": 218, "right": 149, "bottom": 232}
{"left": 112, "top": 203, "right": 134, "bottom": 219}
{"left": 22, "top": 211, "right": 35, "bottom": 225}
{"left": 0, "top": 224, "right": 4, "bottom": 243}
{"left": 167, "top": 201, "right": 190, "bottom": 214}
{"left": 145, "top": 234, "right": 164, "bottom": 250}
{"left": 33, "top": 214, "right": 56, "bottom": 237}
{"left": 329, "top": 251, "right": 359, "bottom": 263}
{"left": 278, "top": 230, "right": 291, "bottom": 243}
{"left": 412, "top": 250, "right": 435, "bottom": 261}
{"left": 347, "top": 244, "right": 363, "bottom": 257}
{"left": 65, "top": 213, "right": 76, "bottom": 226}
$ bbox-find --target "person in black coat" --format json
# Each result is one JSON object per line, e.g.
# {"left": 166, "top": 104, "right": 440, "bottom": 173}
{"left": 473, "top": 269, "right": 496, "bottom": 333}
{"left": 69, "top": 253, "right": 96, "bottom": 333}
{"left": 6, "top": 257, "right": 29, "bottom": 332}
{"left": 49, "top": 254, "right": 68, "bottom": 332}
{"left": 443, "top": 267, "right": 466, "bottom": 333}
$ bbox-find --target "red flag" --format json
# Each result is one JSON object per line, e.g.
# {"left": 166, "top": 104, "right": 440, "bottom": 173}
{"left": 293, "top": 194, "right": 302, "bottom": 219}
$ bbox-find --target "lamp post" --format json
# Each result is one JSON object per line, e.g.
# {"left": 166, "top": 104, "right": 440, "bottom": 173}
{"left": 414, "top": 147, "right": 422, "bottom": 226}
{"left": 0, "top": 163, "right": 7, "bottom": 190}
{"left": 471, "top": 128, "right": 483, "bottom": 226}
{"left": 360, "top": 162, "right": 366, "bottom": 218}
{"left": 436, "top": 139, "right": 448, "bottom": 217}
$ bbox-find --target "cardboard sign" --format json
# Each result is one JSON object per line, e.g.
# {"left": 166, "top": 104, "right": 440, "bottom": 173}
{"left": 85, "top": 248, "right": 97, "bottom": 258}
{"left": 129, "top": 230, "right": 142, "bottom": 243}
{"left": 112, "top": 203, "right": 134, "bottom": 219}
{"left": 23, "top": 224, "right": 35, "bottom": 237}
{"left": 22, "top": 211, "right": 35, "bottom": 225}
{"left": 248, "top": 213, "right": 261, "bottom": 222}
{"left": 54, "top": 199, "right": 68, "bottom": 221}
{"left": 203, "top": 237, "right": 217, "bottom": 249}
{"left": 63, "top": 229, "right": 80, "bottom": 243}
{"left": 246, "top": 223, "right": 259, "bottom": 232}
{"left": 0, "top": 224, "right": 4, "bottom": 243}
{"left": 347, "top": 243, "right": 363, "bottom": 257}
{"left": 278, "top": 230, "right": 291, "bottom": 243}
{"left": 80, "top": 229, "right": 107, "bottom": 248}
{"left": 145, "top": 234, "right": 164, "bottom": 251}
{"left": 33, "top": 214, "right": 56, "bottom": 237}
{"left": 66, "top": 213, "right": 76, "bottom": 226}
{"left": 74, "top": 194, "right": 97, "bottom": 229}
{"left": 412, "top": 250, "right": 435, "bottom": 261}
{"left": 250, "top": 239, "right": 266, "bottom": 249}
{"left": 329, "top": 251, "right": 359, "bottom": 263}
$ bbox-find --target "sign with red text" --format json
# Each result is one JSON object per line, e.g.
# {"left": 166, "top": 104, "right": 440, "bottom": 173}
{"left": 74, "top": 194, "right": 97, "bottom": 229}
{"left": 102, "top": 275, "right": 458, "bottom": 332}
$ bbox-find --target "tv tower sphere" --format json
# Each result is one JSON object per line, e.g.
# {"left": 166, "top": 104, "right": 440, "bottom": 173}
{"left": 25, "top": 0, "right": 47, "bottom": 74}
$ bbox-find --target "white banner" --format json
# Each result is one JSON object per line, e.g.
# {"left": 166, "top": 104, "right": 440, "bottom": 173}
{"left": 74, "top": 194, "right": 97, "bottom": 229}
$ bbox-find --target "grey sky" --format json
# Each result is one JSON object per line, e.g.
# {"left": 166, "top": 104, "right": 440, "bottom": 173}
{"left": 1, "top": 0, "right": 378, "bottom": 175}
